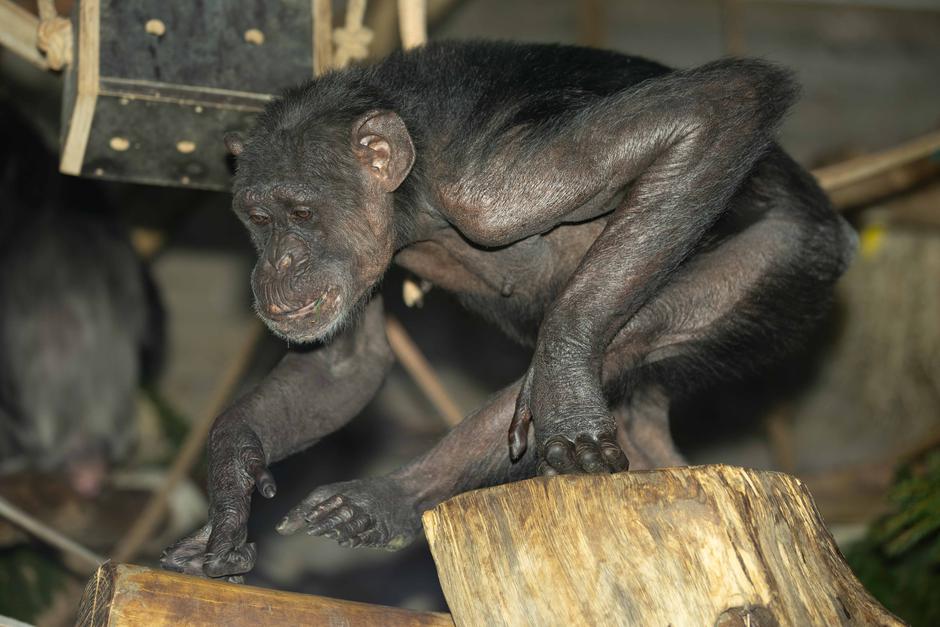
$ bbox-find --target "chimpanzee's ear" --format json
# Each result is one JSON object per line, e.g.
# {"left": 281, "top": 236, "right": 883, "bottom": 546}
{"left": 352, "top": 111, "right": 415, "bottom": 192}
{"left": 224, "top": 132, "right": 246, "bottom": 157}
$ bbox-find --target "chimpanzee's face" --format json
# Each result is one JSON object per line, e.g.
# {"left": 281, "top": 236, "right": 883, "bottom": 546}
{"left": 230, "top": 110, "right": 413, "bottom": 343}
{"left": 232, "top": 175, "right": 393, "bottom": 343}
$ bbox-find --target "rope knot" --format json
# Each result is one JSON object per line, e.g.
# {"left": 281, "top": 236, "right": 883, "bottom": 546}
{"left": 332, "top": 25, "right": 373, "bottom": 69}
{"left": 36, "top": 0, "right": 72, "bottom": 71}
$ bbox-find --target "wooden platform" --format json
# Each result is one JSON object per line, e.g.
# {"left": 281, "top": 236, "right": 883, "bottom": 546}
{"left": 77, "top": 465, "right": 904, "bottom": 626}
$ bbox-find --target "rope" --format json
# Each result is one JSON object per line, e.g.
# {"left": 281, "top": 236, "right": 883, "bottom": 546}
{"left": 333, "top": 0, "right": 373, "bottom": 69}
{"left": 36, "top": 0, "right": 72, "bottom": 71}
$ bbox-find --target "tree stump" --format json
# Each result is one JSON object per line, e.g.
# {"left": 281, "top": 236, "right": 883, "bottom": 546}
{"left": 76, "top": 563, "right": 453, "bottom": 626}
{"left": 422, "top": 464, "right": 904, "bottom": 626}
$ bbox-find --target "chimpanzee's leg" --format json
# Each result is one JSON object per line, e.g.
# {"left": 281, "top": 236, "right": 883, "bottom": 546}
{"left": 465, "top": 61, "right": 807, "bottom": 472}
{"left": 276, "top": 382, "right": 538, "bottom": 548}
{"left": 599, "top": 168, "right": 853, "bottom": 474}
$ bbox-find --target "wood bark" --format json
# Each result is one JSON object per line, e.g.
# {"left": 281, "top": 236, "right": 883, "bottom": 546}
{"left": 76, "top": 563, "right": 453, "bottom": 627}
{"left": 423, "top": 464, "right": 904, "bottom": 626}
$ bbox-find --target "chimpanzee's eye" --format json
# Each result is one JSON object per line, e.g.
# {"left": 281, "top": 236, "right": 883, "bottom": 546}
{"left": 248, "top": 211, "right": 271, "bottom": 226}
{"left": 291, "top": 207, "right": 313, "bottom": 222}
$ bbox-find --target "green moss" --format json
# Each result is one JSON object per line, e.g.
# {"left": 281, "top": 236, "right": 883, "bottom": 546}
{"left": 0, "top": 546, "right": 70, "bottom": 622}
{"left": 846, "top": 449, "right": 940, "bottom": 626}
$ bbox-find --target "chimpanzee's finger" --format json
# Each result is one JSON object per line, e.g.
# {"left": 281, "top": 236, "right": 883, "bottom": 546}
{"left": 508, "top": 407, "right": 531, "bottom": 462}
{"left": 202, "top": 493, "right": 255, "bottom": 578}
{"left": 160, "top": 524, "right": 212, "bottom": 576}
{"left": 544, "top": 437, "right": 578, "bottom": 473}
{"left": 203, "top": 540, "right": 257, "bottom": 579}
{"left": 508, "top": 375, "right": 533, "bottom": 461}
{"left": 306, "top": 505, "right": 357, "bottom": 536}
{"left": 537, "top": 461, "right": 559, "bottom": 476}
{"left": 250, "top": 464, "right": 277, "bottom": 499}
{"left": 575, "top": 436, "right": 609, "bottom": 474}
{"left": 334, "top": 515, "right": 373, "bottom": 540}
{"left": 276, "top": 493, "right": 343, "bottom": 534}
{"left": 356, "top": 528, "right": 383, "bottom": 547}
{"left": 599, "top": 436, "right": 629, "bottom": 472}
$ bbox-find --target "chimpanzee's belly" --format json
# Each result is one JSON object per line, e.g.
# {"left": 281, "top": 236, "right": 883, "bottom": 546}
{"left": 394, "top": 220, "right": 606, "bottom": 346}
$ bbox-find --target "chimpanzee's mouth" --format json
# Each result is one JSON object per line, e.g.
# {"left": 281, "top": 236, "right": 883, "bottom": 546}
{"left": 275, "top": 294, "right": 326, "bottom": 320}
{"left": 260, "top": 288, "right": 346, "bottom": 342}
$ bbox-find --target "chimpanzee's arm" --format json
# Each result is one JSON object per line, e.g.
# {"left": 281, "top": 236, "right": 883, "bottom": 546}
{"left": 162, "top": 296, "right": 392, "bottom": 579}
{"left": 233, "top": 296, "right": 393, "bottom": 463}
{"left": 441, "top": 60, "right": 797, "bottom": 472}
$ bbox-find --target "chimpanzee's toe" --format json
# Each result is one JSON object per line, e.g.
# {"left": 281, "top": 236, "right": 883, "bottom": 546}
{"left": 538, "top": 428, "right": 629, "bottom": 475}
{"left": 278, "top": 477, "right": 422, "bottom": 550}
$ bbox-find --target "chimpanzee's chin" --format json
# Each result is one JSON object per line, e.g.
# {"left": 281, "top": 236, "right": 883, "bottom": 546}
{"left": 259, "top": 289, "right": 348, "bottom": 344}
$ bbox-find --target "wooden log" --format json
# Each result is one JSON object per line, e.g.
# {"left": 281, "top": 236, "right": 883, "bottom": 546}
{"left": 76, "top": 563, "right": 453, "bottom": 627}
{"left": 423, "top": 465, "right": 904, "bottom": 626}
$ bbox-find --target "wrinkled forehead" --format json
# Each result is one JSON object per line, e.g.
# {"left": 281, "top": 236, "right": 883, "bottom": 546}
{"left": 233, "top": 180, "right": 315, "bottom": 207}
{"left": 233, "top": 127, "right": 359, "bottom": 202}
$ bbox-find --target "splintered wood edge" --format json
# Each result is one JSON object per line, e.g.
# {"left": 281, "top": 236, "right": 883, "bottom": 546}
{"left": 77, "top": 562, "right": 117, "bottom": 627}
{"left": 76, "top": 563, "right": 453, "bottom": 627}
{"left": 422, "top": 464, "right": 904, "bottom": 627}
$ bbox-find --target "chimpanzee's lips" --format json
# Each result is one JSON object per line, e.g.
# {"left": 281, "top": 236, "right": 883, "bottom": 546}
{"left": 261, "top": 289, "right": 344, "bottom": 341}
{"left": 269, "top": 294, "right": 326, "bottom": 320}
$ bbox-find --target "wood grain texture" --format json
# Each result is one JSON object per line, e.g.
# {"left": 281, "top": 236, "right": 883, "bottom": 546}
{"left": 60, "top": 0, "right": 99, "bottom": 175}
{"left": 76, "top": 563, "right": 454, "bottom": 627}
{"left": 423, "top": 465, "right": 904, "bottom": 627}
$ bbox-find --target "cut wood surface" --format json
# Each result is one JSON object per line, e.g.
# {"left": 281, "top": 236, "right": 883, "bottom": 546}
{"left": 423, "top": 464, "right": 904, "bottom": 627}
{"left": 76, "top": 562, "right": 453, "bottom": 627}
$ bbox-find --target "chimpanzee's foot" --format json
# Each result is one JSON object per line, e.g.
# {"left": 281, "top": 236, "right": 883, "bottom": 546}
{"left": 275, "top": 476, "right": 423, "bottom": 550}
{"left": 509, "top": 368, "right": 630, "bottom": 475}
{"left": 535, "top": 419, "right": 629, "bottom": 475}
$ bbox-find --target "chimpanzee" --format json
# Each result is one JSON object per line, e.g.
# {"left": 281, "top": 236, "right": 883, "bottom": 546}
{"left": 162, "top": 41, "right": 856, "bottom": 579}
{"left": 0, "top": 103, "right": 163, "bottom": 496}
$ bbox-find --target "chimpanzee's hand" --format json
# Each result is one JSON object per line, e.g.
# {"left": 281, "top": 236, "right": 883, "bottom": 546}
{"left": 160, "top": 417, "right": 275, "bottom": 581}
{"left": 508, "top": 344, "right": 629, "bottom": 476}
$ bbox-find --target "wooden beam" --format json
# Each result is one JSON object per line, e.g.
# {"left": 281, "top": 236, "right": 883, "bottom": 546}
{"left": 0, "top": 0, "right": 47, "bottom": 69}
{"left": 312, "top": 0, "right": 333, "bottom": 76}
{"left": 423, "top": 465, "right": 903, "bottom": 626}
{"left": 386, "top": 316, "right": 464, "bottom": 427}
{"left": 77, "top": 563, "right": 453, "bottom": 626}
{"left": 59, "top": 0, "right": 99, "bottom": 175}
{"left": 398, "top": 0, "right": 427, "bottom": 49}
{"left": 813, "top": 130, "right": 940, "bottom": 192}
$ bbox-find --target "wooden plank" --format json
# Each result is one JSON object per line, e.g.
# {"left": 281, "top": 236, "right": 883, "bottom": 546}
{"left": 313, "top": 0, "right": 333, "bottom": 75}
{"left": 423, "top": 465, "right": 904, "bottom": 627}
{"left": 0, "top": 0, "right": 48, "bottom": 69}
{"left": 77, "top": 563, "right": 454, "bottom": 627}
{"left": 60, "top": 0, "right": 99, "bottom": 175}
{"left": 813, "top": 129, "right": 940, "bottom": 192}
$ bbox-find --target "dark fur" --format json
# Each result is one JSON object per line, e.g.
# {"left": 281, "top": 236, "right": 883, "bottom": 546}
{"left": 0, "top": 103, "right": 163, "bottom": 495}
{"left": 163, "top": 41, "right": 856, "bottom": 578}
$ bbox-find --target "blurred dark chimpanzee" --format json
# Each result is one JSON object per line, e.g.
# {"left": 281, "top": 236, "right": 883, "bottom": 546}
{"left": 0, "top": 103, "right": 163, "bottom": 496}
{"left": 163, "top": 41, "right": 856, "bottom": 579}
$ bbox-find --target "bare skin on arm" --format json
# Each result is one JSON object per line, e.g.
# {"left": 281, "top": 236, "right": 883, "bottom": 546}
{"left": 162, "top": 41, "right": 856, "bottom": 576}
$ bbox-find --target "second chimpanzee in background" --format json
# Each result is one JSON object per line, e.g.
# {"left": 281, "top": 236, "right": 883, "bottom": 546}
{"left": 163, "top": 41, "right": 856, "bottom": 579}
{"left": 0, "top": 103, "right": 163, "bottom": 496}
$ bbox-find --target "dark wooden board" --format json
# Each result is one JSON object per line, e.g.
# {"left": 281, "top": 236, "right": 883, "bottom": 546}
{"left": 60, "top": 0, "right": 315, "bottom": 190}
{"left": 98, "top": 0, "right": 314, "bottom": 94}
